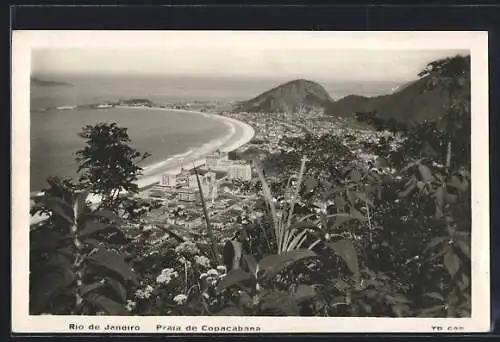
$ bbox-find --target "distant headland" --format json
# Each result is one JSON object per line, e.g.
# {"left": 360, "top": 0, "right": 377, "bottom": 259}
{"left": 31, "top": 77, "right": 73, "bottom": 87}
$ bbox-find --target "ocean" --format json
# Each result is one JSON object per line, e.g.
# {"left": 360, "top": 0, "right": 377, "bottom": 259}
{"left": 29, "top": 74, "right": 400, "bottom": 192}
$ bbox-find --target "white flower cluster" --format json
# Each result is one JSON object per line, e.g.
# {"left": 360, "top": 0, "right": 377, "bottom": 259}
{"left": 142, "top": 225, "right": 154, "bottom": 232}
{"left": 156, "top": 268, "right": 179, "bottom": 285}
{"left": 178, "top": 256, "right": 192, "bottom": 268}
{"left": 200, "top": 266, "right": 227, "bottom": 286}
{"left": 194, "top": 255, "right": 211, "bottom": 268}
{"left": 135, "top": 285, "right": 154, "bottom": 299}
{"left": 173, "top": 294, "right": 188, "bottom": 305}
{"left": 125, "top": 299, "right": 137, "bottom": 311}
{"left": 175, "top": 241, "right": 200, "bottom": 256}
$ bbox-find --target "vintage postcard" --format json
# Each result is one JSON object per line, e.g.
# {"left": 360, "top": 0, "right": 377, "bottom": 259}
{"left": 11, "top": 30, "right": 490, "bottom": 333}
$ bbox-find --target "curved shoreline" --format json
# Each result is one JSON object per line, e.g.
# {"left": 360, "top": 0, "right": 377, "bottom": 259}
{"left": 30, "top": 106, "right": 255, "bottom": 225}
{"left": 119, "top": 106, "right": 255, "bottom": 189}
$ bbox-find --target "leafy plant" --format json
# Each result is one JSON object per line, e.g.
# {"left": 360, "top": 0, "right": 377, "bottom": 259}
{"left": 30, "top": 187, "right": 138, "bottom": 315}
{"left": 75, "top": 122, "right": 151, "bottom": 211}
{"left": 214, "top": 248, "right": 318, "bottom": 316}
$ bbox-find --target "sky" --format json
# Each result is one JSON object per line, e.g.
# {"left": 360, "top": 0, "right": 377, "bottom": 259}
{"left": 29, "top": 32, "right": 469, "bottom": 83}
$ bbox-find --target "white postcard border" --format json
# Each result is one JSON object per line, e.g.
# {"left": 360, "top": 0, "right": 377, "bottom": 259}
{"left": 11, "top": 30, "right": 490, "bottom": 334}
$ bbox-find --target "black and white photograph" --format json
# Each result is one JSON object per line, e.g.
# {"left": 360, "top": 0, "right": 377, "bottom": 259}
{"left": 11, "top": 31, "right": 489, "bottom": 333}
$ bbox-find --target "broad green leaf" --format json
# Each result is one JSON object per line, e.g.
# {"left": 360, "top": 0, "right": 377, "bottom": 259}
{"left": 302, "top": 177, "right": 318, "bottom": 194}
{"left": 84, "top": 238, "right": 103, "bottom": 248}
{"left": 335, "top": 194, "right": 347, "bottom": 209}
{"left": 428, "top": 245, "right": 448, "bottom": 261}
{"left": 79, "top": 221, "right": 116, "bottom": 238}
{"left": 330, "top": 213, "right": 361, "bottom": 230}
{"left": 349, "top": 169, "right": 362, "bottom": 183}
{"left": 216, "top": 269, "right": 253, "bottom": 293}
{"left": 331, "top": 278, "right": 351, "bottom": 293}
{"left": 416, "top": 181, "right": 426, "bottom": 191}
{"left": 30, "top": 266, "right": 75, "bottom": 313}
{"left": 106, "top": 278, "right": 127, "bottom": 302}
{"left": 400, "top": 161, "right": 418, "bottom": 174}
{"left": 398, "top": 182, "right": 416, "bottom": 198}
{"left": 448, "top": 176, "right": 468, "bottom": 192}
{"left": 447, "top": 287, "right": 460, "bottom": 305}
{"left": 392, "top": 304, "right": 410, "bottom": 317}
{"left": 237, "top": 292, "right": 253, "bottom": 307}
{"left": 288, "top": 221, "right": 318, "bottom": 232}
{"left": 293, "top": 284, "right": 317, "bottom": 303}
{"left": 258, "top": 249, "right": 317, "bottom": 280}
{"left": 222, "top": 240, "right": 243, "bottom": 272}
{"left": 349, "top": 207, "right": 366, "bottom": 222}
{"left": 417, "top": 305, "right": 445, "bottom": 317}
{"left": 361, "top": 303, "right": 373, "bottom": 313}
{"left": 443, "top": 249, "right": 461, "bottom": 277}
{"left": 260, "top": 291, "right": 299, "bottom": 316}
{"left": 83, "top": 209, "right": 123, "bottom": 224}
{"left": 458, "top": 274, "right": 470, "bottom": 291}
{"left": 84, "top": 292, "right": 129, "bottom": 315}
{"left": 355, "top": 192, "right": 374, "bottom": 207}
{"left": 403, "top": 175, "right": 417, "bottom": 188}
{"left": 364, "top": 289, "right": 379, "bottom": 300}
{"left": 434, "top": 186, "right": 444, "bottom": 205}
{"left": 161, "top": 226, "right": 190, "bottom": 243}
{"left": 37, "top": 252, "right": 72, "bottom": 271}
{"left": 79, "top": 282, "right": 106, "bottom": 296}
{"left": 346, "top": 191, "right": 357, "bottom": 205}
{"left": 434, "top": 187, "right": 444, "bottom": 218}
{"left": 36, "top": 196, "right": 74, "bottom": 224}
{"left": 38, "top": 195, "right": 74, "bottom": 211}
{"left": 418, "top": 164, "right": 434, "bottom": 182}
{"left": 243, "top": 254, "right": 259, "bottom": 278}
{"left": 424, "top": 236, "right": 447, "bottom": 252}
{"left": 214, "top": 306, "right": 246, "bottom": 316}
{"left": 342, "top": 165, "right": 354, "bottom": 177}
{"left": 425, "top": 292, "right": 445, "bottom": 301}
{"left": 386, "top": 293, "right": 411, "bottom": 304}
{"left": 455, "top": 238, "right": 470, "bottom": 260}
{"left": 444, "top": 190, "right": 458, "bottom": 203}
{"left": 30, "top": 230, "right": 65, "bottom": 252}
{"left": 327, "top": 240, "right": 360, "bottom": 281}
{"left": 87, "top": 248, "right": 139, "bottom": 285}
{"left": 74, "top": 189, "right": 91, "bottom": 220}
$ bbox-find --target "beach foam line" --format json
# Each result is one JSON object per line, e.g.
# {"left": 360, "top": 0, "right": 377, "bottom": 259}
{"left": 125, "top": 106, "right": 254, "bottom": 185}
{"left": 141, "top": 149, "right": 194, "bottom": 174}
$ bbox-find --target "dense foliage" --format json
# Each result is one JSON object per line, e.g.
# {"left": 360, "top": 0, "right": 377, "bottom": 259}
{"left": 30, "top": 55, "right": 471, "bottom": 317}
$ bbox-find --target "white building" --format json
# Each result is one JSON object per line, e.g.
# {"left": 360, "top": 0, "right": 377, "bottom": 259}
{"left": 204, "top": 172, "right": 218, "bottom": 202}
{"left": 159, "top": 171, "right": 178, "bottom": 187}
{"left": 187, "top": 175, "right": 199, "bottom": 189}
{"left": 228, "top": 164, "right": 252, "bottom": 181}
{"left": 206, "top": 150, "right": 228, "bottom": 169}
{"left": 187, "top": 172, "right": 218, "bottom": 202}
{"left": 177, "top": 188, "right": 196, "bottom": 202}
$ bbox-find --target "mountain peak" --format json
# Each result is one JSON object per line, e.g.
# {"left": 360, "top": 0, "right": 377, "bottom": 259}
{"left": 235, "top": 79, "right": 333, "bottom": 114}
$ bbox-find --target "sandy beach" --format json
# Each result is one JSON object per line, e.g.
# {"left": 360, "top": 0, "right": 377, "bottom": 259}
{"left": 30, "top": 106, "right": 255, "bottom": 225}
{"left": 121, "top": 106, "right": 255, "bottom": 188}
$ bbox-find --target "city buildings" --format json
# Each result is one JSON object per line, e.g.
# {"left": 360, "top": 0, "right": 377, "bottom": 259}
{"left": 206, "top": 150, "right": 228, "bottom": 169}
{"left": 186, "top": 171, "right": 218, "bottom": 202}
{"left": 177, "top": 188, "right": 197, "bottom": 202}
{"left": 228, "top": 164, "right": 252, "bottom": 181}
{"left": 159, "top": 171, "right": 178, "bottom": 187}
